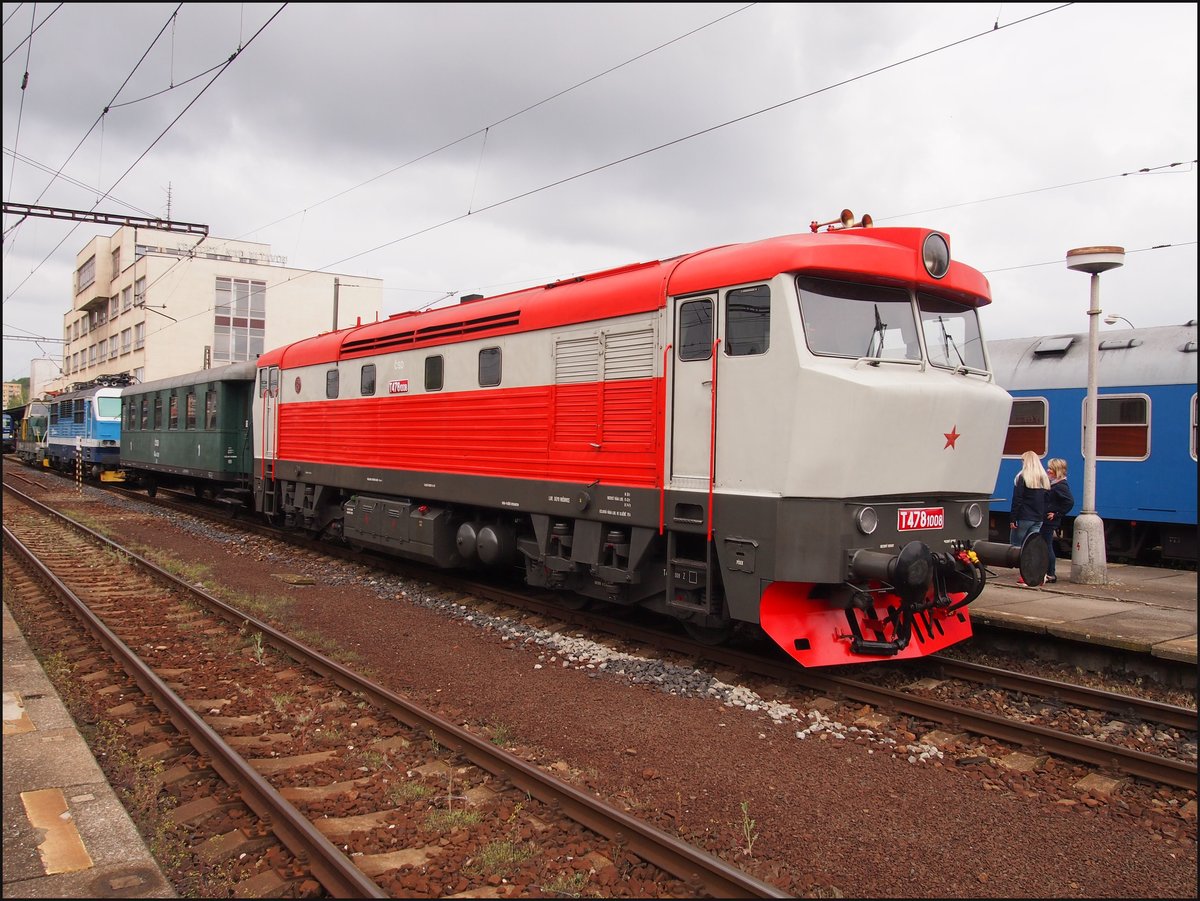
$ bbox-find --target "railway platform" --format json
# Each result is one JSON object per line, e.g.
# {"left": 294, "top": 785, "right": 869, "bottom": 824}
{"left": 972, "top": 561, "right": 1197, "bottom": 667}
{"left": 2, "top": 601, "right": 175, "bottom": 899}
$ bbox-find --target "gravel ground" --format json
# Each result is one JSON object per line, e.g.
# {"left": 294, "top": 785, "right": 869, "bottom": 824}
{"left": 44, "top": 486, "right": 1200, "bottom": 898}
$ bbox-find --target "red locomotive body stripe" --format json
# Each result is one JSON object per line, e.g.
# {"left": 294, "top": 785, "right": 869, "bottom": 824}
{"left": 276, "top": 378, "right": 663, "bottom": 486}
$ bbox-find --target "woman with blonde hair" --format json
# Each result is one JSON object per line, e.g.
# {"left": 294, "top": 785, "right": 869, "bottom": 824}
{"left": 1010, "top": 451, "right": 1050, "bottom": 553}
{"left": 1040, "top": 458, "right": 1074, "bottom": 583}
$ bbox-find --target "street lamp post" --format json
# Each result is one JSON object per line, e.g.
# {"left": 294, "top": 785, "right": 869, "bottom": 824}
{"left": 1065, "top": 246, "right": 1125, "bottom": 585}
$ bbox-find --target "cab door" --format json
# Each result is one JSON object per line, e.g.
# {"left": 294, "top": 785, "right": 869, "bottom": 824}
{"left": 669, "top": 295, "right": 719, "bottom": 490}
{"left": 258, "top": 365, "right": 280, "bottom": 477}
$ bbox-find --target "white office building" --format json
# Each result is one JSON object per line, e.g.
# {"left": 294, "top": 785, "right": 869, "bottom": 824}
{"left": 56, "top": 226, "right": 383, "bottom": 389}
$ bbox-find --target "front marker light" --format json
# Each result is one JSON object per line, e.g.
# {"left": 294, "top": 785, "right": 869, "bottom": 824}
{"left": 964, "top": 503, "right": 983, "bottom": 529}
{"left": 856, "top": 507, "right": 879, "bottom": 535}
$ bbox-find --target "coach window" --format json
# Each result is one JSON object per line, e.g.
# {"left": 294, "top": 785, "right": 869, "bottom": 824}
{"left": 678, "top": 299, "right": 713, "bottom": 361}
{"left": 153, "top": 396, "right": 162, "bottom": 430}
{"left": 126, "top": 401, "right": 136, "bottom": 430}
{"left": 205, "top": 391, "right": 217, "bottom": 430}
{"left": 425, "top": 355, "right": 444, "bottom": 391}
{"left": 326, "top": 369, "right": 340, "bottom": 399}
{"left": 1002, "top": 398, "right": 1047, "bottom": 456}
{"left": 360, "top": 363, "right": 376, "bottom": 396}
{"left": 169, "top": 394, "right": 179, "bottom": 430}
{"left": 141, "top": 399, "right": 149, "bottom": 429}
{"left": 1094, "top": 395, "right": 1150, "bottom": 459}
{"left": 479, "top": 347, "right": 501, "bottom": 387}
{"left": 185, "top": 392, "right": 197, "bottom": 430}
{"left": 725, "top": 286, "right": 770, "bottom": 356}
{"left": 1192, "top": 394, "right": 1198, "bottom": 462}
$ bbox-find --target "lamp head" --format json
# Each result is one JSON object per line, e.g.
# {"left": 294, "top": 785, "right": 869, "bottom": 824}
{"left": 1067, "top": 246, "right": 1125, "bottom": 274}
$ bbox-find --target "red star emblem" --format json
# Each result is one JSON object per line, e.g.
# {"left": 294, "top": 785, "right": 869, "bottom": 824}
{"left": 944, "top": 425, "right": 960, "bottom": 449}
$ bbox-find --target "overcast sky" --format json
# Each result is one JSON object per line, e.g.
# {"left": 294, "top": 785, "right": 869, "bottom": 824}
{"left": 3, "top": 2, "right": 1196, "bottom": 383}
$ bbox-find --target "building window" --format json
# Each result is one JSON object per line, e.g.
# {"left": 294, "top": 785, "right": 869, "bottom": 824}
{"left": 134, "top": 276, "right": 146, "bottom": 305}
{"left": 76, "top": 256, "right": 95, "bottom": 293}
{"left": 89, "top": 344, "right": 97, "bottom": 366}
{"left": 360, "top": 364, "right": 376, "bottom": 396}
{"left": 134, "top": 367, "right": 144, "bottom": 384}
{"left": 80, "top": 317, "right": 89, "bottom": 337}
{"left": 108, "top": 338, "right": 119, "bottom": 360}
{"left": 111, "top": 246, "right": 121, "bottom": 276}
{"left": 121, "top": 286, "right": 132, "bottom": 312}
{"left": 1003, "top": 399, "right": 1047, "bottom": 456}
{"left": 134, "top": 322, "right": 145, "bottom": 350}
{"left": 213, "top": 277, "right": 266, "bottom": 363}
{"left": 121, "top": 328, "right": 132, "bottom": 354}
{"left": 425, "top": 355, "right": 443, "bottom": 391}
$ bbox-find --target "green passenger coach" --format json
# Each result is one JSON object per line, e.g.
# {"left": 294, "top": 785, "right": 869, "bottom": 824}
{"left": 120, "top": 360, "right": 258, "bottom": 501}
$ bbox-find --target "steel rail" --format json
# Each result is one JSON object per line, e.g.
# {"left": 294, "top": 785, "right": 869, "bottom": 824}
{"left": 2, "top": 523, "right": 387, "bottom": 898}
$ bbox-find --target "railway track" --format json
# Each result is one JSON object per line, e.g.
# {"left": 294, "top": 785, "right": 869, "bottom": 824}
{"left": 3, "top": 482, "right": 788, "bottom": 898}
{"left": 9, "top": 464, "right": 1198, "bottom": 788}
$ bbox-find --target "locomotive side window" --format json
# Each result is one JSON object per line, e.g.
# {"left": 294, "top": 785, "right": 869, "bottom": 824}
{"left": 678, "top": 299, "right": 713, "bottom": 361}
{"left": 326, "top": 369, "right": 340, "bottom": 399}
{"left": 169, "top": 394, "right": 179, "bottom": 430}
{"left": 360, "top": 364, "right": 376, "bottom": 396}
{"left": 797, "top": 278, "right": 919, "bottom": 361}
{"left": 74, "top": 399, "right": 85, "bottom": 424}
{"left": 1094, "top": 394, "right": 1150, "bottom": 459}
{"left": 1002, "top": 398, "right": 1047, "bottom": 456}
{"left": 479, "top": 347, "right": 502, "bottom": 387}
{"left": 205, "top": 391, "right": 217, "bottom": 430}
{"left": 425, "top": 355, "right": 444, "bottom": 391}
{"left": 185, "top": 392, "right": 197, "bottom": 430}
{"left": 725, "top": 286, "right": 770, "bottom": 356}
{"left": 259, "top": 368, "right": 269, "bottom": 397}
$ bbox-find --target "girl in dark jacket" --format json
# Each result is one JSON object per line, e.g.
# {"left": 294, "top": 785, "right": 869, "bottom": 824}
{"left": 1040, "top": 458, "right": 1074, "bottom": 583}
{"left": 1010, "top": 450, "right": 1050, "bottom": 548}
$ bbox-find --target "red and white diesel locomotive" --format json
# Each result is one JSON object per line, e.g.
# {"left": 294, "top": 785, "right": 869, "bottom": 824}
{"left": 252, "top": 216, "right": 1046, "bottom": 667}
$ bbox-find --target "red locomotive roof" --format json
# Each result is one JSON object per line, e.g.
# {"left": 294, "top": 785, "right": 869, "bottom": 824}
{"left": 258, "top": 228, "right": 990, "bottom": 370}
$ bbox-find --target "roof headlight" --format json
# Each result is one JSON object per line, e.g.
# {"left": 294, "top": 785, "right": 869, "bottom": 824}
{"left": 923, "top": 233, "right": 950, "bottom": 279}
{"left": 964, "top": 502, "right": 983, "bottom": 529}
{"left": 855, "top": 506, "right": 879, "bottom": 535}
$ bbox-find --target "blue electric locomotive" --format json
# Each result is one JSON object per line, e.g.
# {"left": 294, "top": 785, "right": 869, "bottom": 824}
{"left": 45, "top": 373, "right": 132, "bottom": 479}
{"left": 987, "top": 321, "right": 1198, "bottom": 564}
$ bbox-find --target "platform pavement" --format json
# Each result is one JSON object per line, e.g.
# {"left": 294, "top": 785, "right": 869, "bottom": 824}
{"left": 971, "top": 561, "right": 1197, "bottom": 665}
{"left": 3, "top": 601, "right": 175, "bottom": 898}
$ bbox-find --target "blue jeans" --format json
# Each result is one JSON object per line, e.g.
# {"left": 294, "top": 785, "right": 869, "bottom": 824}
{"left": 1040, "top": 522, "right": 1059, "bottom": 577}
{"left": 1011, "top": 519, "right": 1040, "bottom": 547}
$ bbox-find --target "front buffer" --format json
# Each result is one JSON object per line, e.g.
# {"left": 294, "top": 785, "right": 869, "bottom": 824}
{"left": 760, "top": 538, "right": 1046, "bottom": 667}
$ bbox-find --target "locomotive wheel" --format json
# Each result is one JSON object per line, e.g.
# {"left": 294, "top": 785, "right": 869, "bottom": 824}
{"left": 683, "top": 620, "right": 733, "bottom": 646}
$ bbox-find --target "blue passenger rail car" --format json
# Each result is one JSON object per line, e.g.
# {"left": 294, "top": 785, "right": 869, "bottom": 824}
{"left": 45, "top": 373, "right": 132, "bottom": 479}
{"left": 988, "top": 322, "right": 1198, "bottom": 564}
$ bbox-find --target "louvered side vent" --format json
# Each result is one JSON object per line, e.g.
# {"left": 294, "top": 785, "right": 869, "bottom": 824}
{"left": 555, "top": 335, "right": 601, "bottom": 384}
{"left": 603, "top": 327, "right": 656, "bottom": 380}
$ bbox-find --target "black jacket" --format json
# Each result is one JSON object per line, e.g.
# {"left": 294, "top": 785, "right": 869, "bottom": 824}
{"left": 1011, "top": 476, "right": 1048, "bottom": 523}
{"left": 1045, "top": 478, "right": 1074, "bottom": 521}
